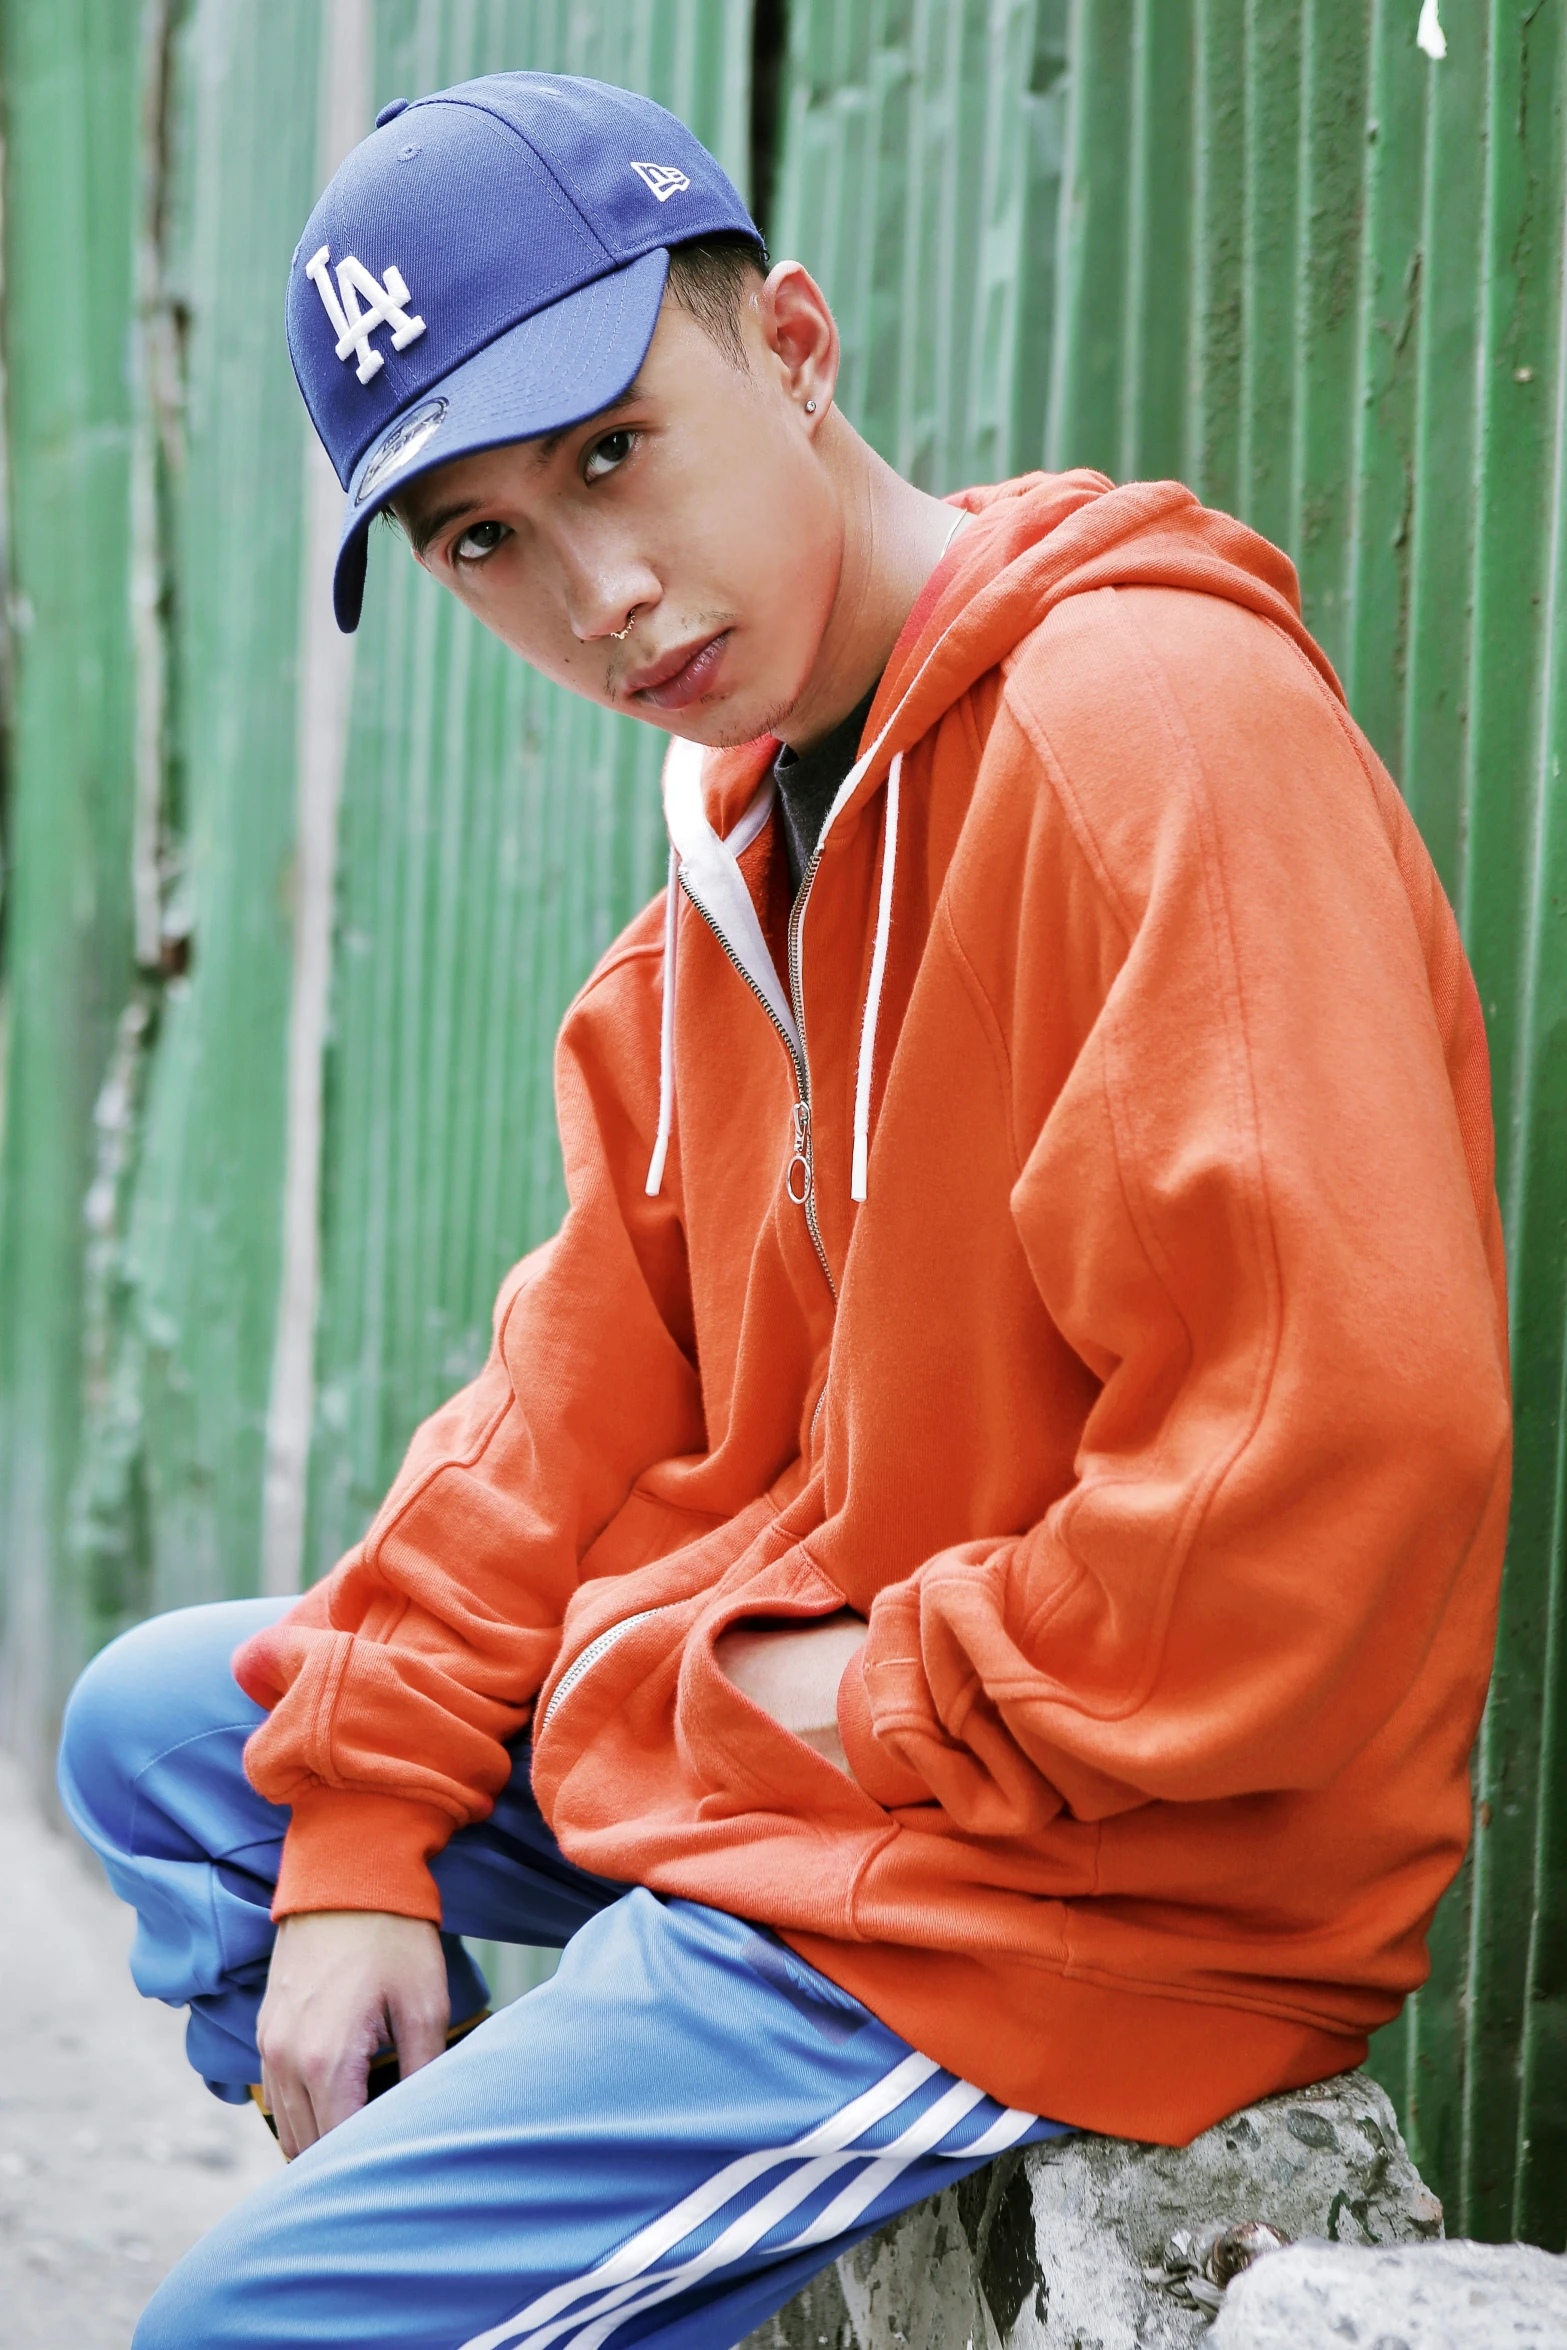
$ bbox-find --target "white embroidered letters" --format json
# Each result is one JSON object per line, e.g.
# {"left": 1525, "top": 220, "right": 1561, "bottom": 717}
{"left": 306, "top": 244, "right": 427, "bottom": 385}
{"left": 629, "top": 162, "right": 690, "bottom": 203}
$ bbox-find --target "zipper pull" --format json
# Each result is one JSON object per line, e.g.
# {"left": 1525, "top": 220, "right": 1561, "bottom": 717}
{"left": 786, "top": 1098, "right": 812, "bottom": 1206}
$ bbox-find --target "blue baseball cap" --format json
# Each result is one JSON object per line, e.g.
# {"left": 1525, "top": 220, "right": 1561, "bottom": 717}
{"left": 287, "top": 73, "right": 760, "bottom": 630}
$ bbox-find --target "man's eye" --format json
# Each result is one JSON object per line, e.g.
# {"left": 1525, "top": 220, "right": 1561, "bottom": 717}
{"left": 583, "top": 429, "right": 636, "bottom": 484}
{"left": 452, "top": 519, "right": 510, "bottom": 565}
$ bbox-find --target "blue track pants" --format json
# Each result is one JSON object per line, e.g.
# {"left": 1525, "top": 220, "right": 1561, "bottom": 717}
{"left": 58, "top": 1601, "right": 1068, "bottom": 2349}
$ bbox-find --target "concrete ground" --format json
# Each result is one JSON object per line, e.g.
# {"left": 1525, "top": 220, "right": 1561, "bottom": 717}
{"left": 0, "top": 1749, "right": 280, "bottom": 2346}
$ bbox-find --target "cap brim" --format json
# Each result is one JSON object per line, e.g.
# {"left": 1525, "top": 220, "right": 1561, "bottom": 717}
{"left": 332, "top": 246, "right": 670, "bottom": 631}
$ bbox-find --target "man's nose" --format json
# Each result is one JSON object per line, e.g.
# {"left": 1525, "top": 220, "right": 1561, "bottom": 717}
{"left": 560, "top": 550, "right": 661, "bottom": 643}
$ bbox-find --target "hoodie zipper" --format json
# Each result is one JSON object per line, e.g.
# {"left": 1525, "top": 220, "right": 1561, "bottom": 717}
{"left": 538, "top": 1606, "right": 665, "bottom": 1734}
{"left": 678, "top": 870, "right": 837, "bottom": 1299}
{"left": 784, "top": 847, "right": 836, "bottom": 1298}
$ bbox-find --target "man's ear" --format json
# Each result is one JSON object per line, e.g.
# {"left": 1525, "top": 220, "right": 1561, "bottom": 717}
{"left": 755, "top": 261, "right": 840, "bottom": 429}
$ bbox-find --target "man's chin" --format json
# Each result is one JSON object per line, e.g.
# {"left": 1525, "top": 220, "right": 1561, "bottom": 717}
{"left": 705, "top": 713, "right": 787, "bottom": 751}
{"left": 650, "top": 699, "right": 793, "bottom": 754}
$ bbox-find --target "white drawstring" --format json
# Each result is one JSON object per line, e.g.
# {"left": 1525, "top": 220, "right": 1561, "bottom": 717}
{"left": 646, "top": 745, "right": 781, "bottom": 1197}
{"left": 646, "top": 658, "right": 938, "bottom": 1202}
{"left": 851, "top": 751, "right": 901, "bottom": 1201}
{"left": 644, "top": 843, "right": 680, "bottom": 1196}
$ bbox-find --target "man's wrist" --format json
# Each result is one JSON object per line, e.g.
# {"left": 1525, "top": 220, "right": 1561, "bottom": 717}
{"left": 272, "top": 1788, "right": 453, "bottom": 1924}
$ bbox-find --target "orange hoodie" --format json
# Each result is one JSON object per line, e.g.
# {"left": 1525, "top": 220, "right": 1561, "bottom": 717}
{"left": 237, "top": 474, "right": 1511, "bottom": 2146}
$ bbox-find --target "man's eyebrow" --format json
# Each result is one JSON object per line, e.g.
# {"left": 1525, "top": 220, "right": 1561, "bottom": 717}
{"left": 526, "top": 375, "right": 648, "bottom": 471}
{"left": 405, "top": 497, "right": 479, "bottom": 558}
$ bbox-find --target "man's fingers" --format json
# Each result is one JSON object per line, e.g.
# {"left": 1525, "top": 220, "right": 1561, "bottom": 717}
{"left": 264, "top": 2058, "right": 319, "bottom": 2162}
{"left": 271, "top": 2045, "right": 375, "bottom": 2151}
{"left": 261, "top": 2020, "right": 378, "bottom": 2156}
{"left": 256, "top": 1910, "right": 450, "bottom": 2146}
{"left": 309, "top": 2046, "right": 375, "bottom": 2138}
{"left": 388, "top": 1976, "right": 450, "bottom": 2082}
{"left": 385, "top": 1916, "right": 451, "bottom": 2082}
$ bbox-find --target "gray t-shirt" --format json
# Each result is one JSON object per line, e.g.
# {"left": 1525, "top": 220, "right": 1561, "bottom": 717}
{"left": 772, "top": 680, "right": 882, "bottom": 895}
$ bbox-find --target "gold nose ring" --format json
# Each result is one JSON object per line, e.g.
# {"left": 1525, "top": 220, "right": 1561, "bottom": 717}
{"left": 611, "top": 611, "right": 637, "bottom": 641}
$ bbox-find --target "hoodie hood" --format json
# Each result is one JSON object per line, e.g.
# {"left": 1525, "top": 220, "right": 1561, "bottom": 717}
{"left": 649, "top": 471, "right": 1344, "bottom": 1201}
{"left": 692, "top": 471, "right": 1341, "bottom": 845}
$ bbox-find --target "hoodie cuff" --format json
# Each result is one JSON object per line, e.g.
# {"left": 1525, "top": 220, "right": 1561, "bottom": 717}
{"left": 837, "top": 1636, "right": 932, "bottom": 1809}
{"left": 271, "top": 1788, "right": 456, "bottom": 1923}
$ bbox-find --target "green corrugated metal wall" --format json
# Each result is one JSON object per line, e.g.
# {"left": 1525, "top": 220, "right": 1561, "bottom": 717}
{"left": 124, "top": 1, "right": 320, "bottom": 1623}
{"left": 1030, "top": 1, "right": 1567, "bottom": 2247}
{"left": 0, "top": 0, "right": 143, "bottom": 1772}
{"left": 2, "top": 0, "right": 1564, "bottom": 2243}
{"left": 772, "top": 0, "right": 1069, "bottom": 492}
{"left": 304, "top": 0, "right": 752, "bottom": 1586}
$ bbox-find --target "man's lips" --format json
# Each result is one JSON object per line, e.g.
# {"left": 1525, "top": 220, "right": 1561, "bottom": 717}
{"left": 624, "top": 631, "right": 730, "bottom": 710}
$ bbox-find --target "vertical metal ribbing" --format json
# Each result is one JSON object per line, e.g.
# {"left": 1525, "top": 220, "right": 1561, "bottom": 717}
{"left": 949, "top": 0, "right": 1567, "bottom": 2241}
{"left": 1119, "top": 0, "right": 1152, "bottom": 481}
{"left": 1045, "top": 0, "right": 1134, "bottom": 475}
{"left": 1129, "top": 0, "right": 1195, "bottom": 485}
{"left": 0, "top": 0, "right": 141, "bottom": 1775}
{"left": 1458, "top": 0, "right": 1567, "bottom": 2246}
{"left": 1340, "top": 0, "right": 1425, "bottom": 758}
{"left": 1289, "top": 0, "right": 1371, "bottom": 666}
{"left": 300, "top": 2, "right": 750, "bottom": 1585}
{"left": 259, "top": 0, "right": 369, "bottom": 1598}
{"left": 1509, "top": 134, "right": 1567, "bottom": 2242}
{"left": 129, "top": 0, "right": 173, "bottom": 977}
{"left": 1239, "top": 0, "right": 1302, "bottom": 547}
{"left": 1186, "top": 0, "right": 1245, "bottom": 511}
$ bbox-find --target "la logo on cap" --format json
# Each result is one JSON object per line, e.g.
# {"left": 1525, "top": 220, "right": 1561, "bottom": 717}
{"left": 306, "top": 244, "right": 427, "bottom": 385}
{"left": 630, "top": 162, "right": 690, "bottom": 202}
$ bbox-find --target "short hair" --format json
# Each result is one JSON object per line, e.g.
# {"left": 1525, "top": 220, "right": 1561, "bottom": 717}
{"left": 664, "top": 230, "right": 769, "bottom": 369}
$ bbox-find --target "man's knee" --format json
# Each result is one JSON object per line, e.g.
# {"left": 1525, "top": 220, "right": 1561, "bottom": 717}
{"left": 57, "top": 1598, "right": 282, "bottom": 1849}
{"left": 133, "top": 2239, "right": 243, "bottom": 2350}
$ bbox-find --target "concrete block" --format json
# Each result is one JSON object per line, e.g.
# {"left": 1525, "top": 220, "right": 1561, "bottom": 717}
{"left": 742, "top": 2070, "right": 1442, "bottom": 2350}
{"left": 1209, "top": 2238, "right": 1567, "bottom": 2347}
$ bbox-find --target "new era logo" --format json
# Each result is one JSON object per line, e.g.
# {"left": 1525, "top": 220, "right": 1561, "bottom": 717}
{"left": 630, "top": 162, "right": 690, "bottom": 203}
{"left": 356, "top": 398, "right": 448, "bottom": 506}
{"left": 306, "top": 244, "right": 426, "bottom": 385}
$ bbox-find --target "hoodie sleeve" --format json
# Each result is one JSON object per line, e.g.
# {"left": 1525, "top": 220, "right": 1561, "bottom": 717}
{"left": 838, "top": 583, "right": 1511, "bottom": 1833}
{"left": 234, "top": 916, "right": 706, "bottom": 1920}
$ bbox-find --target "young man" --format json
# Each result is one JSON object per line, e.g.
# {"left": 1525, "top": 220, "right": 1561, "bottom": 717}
{"left": 60, "top": 69, "right": 1510, "bottom": 2350}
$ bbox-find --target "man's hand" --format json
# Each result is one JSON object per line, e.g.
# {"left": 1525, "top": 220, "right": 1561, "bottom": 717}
{"left": 256, "top": 1910, "right": 449, "bottom": 2159}
{"left": 715, "top": 1613, "right": 868, "bottom": 1774}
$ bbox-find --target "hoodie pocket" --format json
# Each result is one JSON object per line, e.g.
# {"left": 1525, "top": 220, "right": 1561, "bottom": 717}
{"left": 537, "top": 1606, "right": 670, "bottom": 1736}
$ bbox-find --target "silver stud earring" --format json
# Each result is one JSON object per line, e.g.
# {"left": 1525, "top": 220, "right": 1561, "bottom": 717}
{"left": 805, "top": 399, "right": 817, "bottom": 414}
